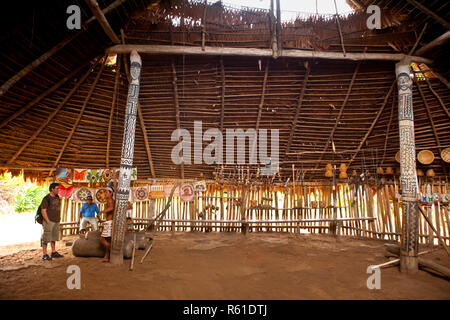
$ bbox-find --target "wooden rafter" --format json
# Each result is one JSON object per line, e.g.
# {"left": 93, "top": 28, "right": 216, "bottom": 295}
{"left": 284, "top": 63, "right": 311, "bottom": 156}
{"left": 416, "top": 80, "right": 448, "bottom": 175}
{"left": 107, "top": 54, "right": 121, "bottom": 168}
{"left": 0, "top": 0, "right": 127, "bottom": 97}
{"left": 347, "top": 80, "right": 396, "bottom": 166}
{"left": 52, "top": 59, "right": 106, "bottom": 168}
{"left": 121, "top": 29, "right": 156, "bottom": 178}
{"left": 0, "top": 60, "right": 92, "bottom": 130}
{"left": 381, "top": 92, "right": 396, "bottom": 164}
{"left": 6, "top": 59, "right": 99, "bottom": 165}
{"left": 314, "top": 62, "right": 361, "bottom": 169}
{"left": 405, "top": 0, "right": 450, "bottom": 30}
{"left": 219, "top": 58, "right": 225, "bottom": 134}
{"left": 85, "top": 0, "right": 120, "bottom": 44}
{"left": 415, "top": 31, "right": 450, "bottom": 56}
{"left": 171, "top": 59, "right": 184, "bottom": 179}
{"left": 250, "top": 59, "right": 270, "bottom": 160}
{"left": 424, "top": 78, "right": 450, "bottom": 120}
{"left": 107, "top": 45, "right": 433, "bottom": 64}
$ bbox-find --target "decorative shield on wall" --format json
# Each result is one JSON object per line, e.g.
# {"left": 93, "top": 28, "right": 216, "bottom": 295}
{"left": 194, "top": 181, "right": 207, "bottom": 193}
{"left": 95, "top": 188, "right": 108, "bottom": 203}
{"left": 134, "top": 186, "right": 149, "bottom": 201}
{"left": 180, "top": 184, "right": 194, "bottom": 202}
{"left": 76, "top": 188, "right": 92, "bottom": 202}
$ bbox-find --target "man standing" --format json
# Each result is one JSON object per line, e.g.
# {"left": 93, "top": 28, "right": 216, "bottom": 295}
{"left": 78, "top": 195, "right": 100, "bottom": 235}
{"left": 40, "top": 182, "right": 63, "bottom": 261}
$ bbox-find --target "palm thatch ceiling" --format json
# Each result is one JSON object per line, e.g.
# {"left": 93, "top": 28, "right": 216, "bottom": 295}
{"left": 0, "top": 0, "right": 449, "bottom": 182}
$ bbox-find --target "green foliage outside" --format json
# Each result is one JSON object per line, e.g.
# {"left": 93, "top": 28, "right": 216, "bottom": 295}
{"left": 0, "top": 172, "right": 48, "bottom": 214}
{"left": 15, "top": 185, "right": 47, "bottom": 213}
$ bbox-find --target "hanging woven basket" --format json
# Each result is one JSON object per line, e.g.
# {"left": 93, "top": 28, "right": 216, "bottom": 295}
{"left": 441, "top": 148, "right": 450, "bottom": 163}
{"left": 417, "top": 150, "right": 434, "bottom": 165}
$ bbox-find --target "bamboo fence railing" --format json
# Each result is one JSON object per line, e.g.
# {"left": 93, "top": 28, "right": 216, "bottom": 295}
{"left": 59, "top": 180, "right": 450, "bottom": 246}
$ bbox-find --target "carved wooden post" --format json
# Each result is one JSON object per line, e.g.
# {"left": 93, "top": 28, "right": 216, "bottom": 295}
{"left": 396, "top": 61, "right": 419, "bottom": 273}
{"left": 110, "top": 50, "right": 142, "bottom": 265}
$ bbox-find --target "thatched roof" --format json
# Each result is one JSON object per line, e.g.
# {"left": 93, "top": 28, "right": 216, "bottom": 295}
{"left": 0, "top": 0, "right": 449, "bottom": 183}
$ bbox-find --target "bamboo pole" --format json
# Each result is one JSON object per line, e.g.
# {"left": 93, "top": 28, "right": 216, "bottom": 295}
{"left": 107, "top": 44, "right": 433, "bottom": 64}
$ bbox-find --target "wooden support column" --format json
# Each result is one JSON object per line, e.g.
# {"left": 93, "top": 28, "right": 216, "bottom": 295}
{"left": 396, "top": 61, "right": 419, "bottom": 273}
{"left": 85, "top": 0, "right": 120, "bottom": 44}
{"left": 121, "top": 29, "right": 156, "bottom": 178}
{"left": 201, "top": 0, "right": 207, "bottom": 51}
{"left": 171, "top": 60, "right": 184, "bottom": 179}
{"left": 110, "top": 50, "right": 142, "bottom": 265}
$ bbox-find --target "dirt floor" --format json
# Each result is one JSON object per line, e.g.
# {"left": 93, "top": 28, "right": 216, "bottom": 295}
{"left": 0, "top": 232, "right": 449, "bottom": 300}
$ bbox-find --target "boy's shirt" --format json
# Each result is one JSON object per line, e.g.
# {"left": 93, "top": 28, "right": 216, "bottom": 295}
{"left": 80, "top": 203, "right": 100, "bottom": 218}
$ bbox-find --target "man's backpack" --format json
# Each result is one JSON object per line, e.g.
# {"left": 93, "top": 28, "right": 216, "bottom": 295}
{"left": 35, "top": 204, "right": 43, "bottom": 224}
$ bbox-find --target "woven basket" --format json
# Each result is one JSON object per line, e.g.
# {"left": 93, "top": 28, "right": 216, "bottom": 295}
{"left": 441, "top": 148, "right": 450, "bottom": 163}
{"left": 426, "top": 169, "right": 435, "bottom": 177}
{"left": 417, "top": 150, "right": 434, "bottom": 165}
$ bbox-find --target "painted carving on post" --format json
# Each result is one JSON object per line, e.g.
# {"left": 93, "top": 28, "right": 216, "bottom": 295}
{"left": 396, "top": 66, "right": 419, "bottom": 272}
{"left": 110, "top": 51, "right": 142, "bottom": 264}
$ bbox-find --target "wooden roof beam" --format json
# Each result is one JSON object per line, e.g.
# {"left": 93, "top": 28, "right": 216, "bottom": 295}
{"left": 0, "top": 0, "right": 127, "bottom": 97}
{"left": 415, "top": 31, "right": 450, "bottom": 56}
{"left": 416, "top": 80, "right": 448, "bottom": 175}
{"left": 106, "top": 44, "right": 433, "bottom": 64}
{"left": 0, "top": 59, "right": 92, "bottom": 130}
{"left": 52, "top": 59, "right": 106, "bottom": 168}
{"left": 106, "top": 54, "right": 121, "bottom": 168}
{"left": 219, "top": 58, "right": 225, "bottom": 134}
{"left": 85, "top": 0, "right": 121, "bottom": 44}
{"left": 347, "top": 80, "right": 396, "bottom": 167}
{"left": 171, "top": 60, "right": 184, "bottom": 179}
{"left": 314, "top": 62, "right": 361, "bottom": 170}
{"left": 405, "top": 0, "right": 450, "bottom": 30}
{"left": 284, "top": 62, "right": 311, "bottom": 156}
{"left": 6, "top": 59, "right": 99, "bottom": 165}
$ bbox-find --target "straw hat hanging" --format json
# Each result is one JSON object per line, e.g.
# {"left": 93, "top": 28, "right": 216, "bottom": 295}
{"left": 441, "top": 148, "right": 450, "bottom": 163}
{"left": 417, "top": 169, "right": 424, "bottom": 177}
{"left": 426, "top": 169, "right": 435, "bottom": 177}
{"left": 385, "top": 167, "right": 394, "bottom": 175}
{"left": 417, "top": 150, "right": 434, "bottom": 165}
{"left": 376, "top": 167, "right": 384, "bottom": 175}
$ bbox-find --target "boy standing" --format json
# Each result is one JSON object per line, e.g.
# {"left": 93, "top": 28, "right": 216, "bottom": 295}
{"left": 40, "top": 182, "right": 63, "bottom": 261}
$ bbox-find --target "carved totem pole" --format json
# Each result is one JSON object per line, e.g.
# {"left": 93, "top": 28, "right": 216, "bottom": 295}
{"left": 396, "top": 61, "right": 419, "bottom": 273}
{"left": 110, "top": 50, "right": 142, "bottom": 265}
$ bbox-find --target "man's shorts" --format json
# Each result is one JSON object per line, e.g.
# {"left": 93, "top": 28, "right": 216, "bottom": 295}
{"left": 101, "top": 220, "right": 113, "bottom": 238}
{"left": 80, "top": 217, "right": 98, "bottom": 231}
{"left": 42, "top": 220, "right": 60, "bottom": 243}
